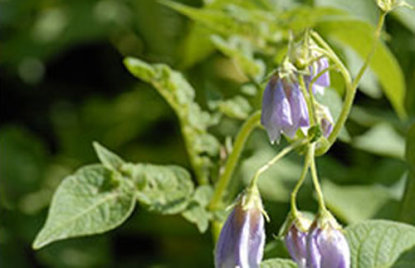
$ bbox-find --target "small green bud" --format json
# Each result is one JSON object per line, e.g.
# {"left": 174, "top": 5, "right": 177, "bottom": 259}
{"left": 376, "top": 0, "right": 414, "bottom": 12}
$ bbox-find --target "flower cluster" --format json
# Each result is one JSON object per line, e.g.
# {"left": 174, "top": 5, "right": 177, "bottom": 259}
{"left": 261, "top": 53, "right": 333, "bottom": 144}
{"left": 284, "top": 213, "right": 350, "bottom": 268}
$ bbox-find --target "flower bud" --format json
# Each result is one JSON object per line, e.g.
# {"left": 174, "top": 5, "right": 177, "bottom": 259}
{"left": 314, "top": 103, "right": 333, "bottom": 138}
{"left": 283, "top": 215, "right": 311, "bottom": 268}
{"left": 307, "top": 56, "right": 330, "bottom": 95}
{"left": 306, "top": 212, "right": 350, "bottom": 268}
{"left": 214, "top": 187, "right": 266, "bottom": 268}
{"left": 261, "top": 70, "right": 309, "bottom": 144}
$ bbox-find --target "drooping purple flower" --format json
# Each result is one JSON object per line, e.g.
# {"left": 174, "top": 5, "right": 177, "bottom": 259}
{"left": 261, "top": 74, "right": 309, "bottom": 143}
{"left": 306, "top": 215, "right": 350, "bottom": 268}
{"left": 215, "top": 188, "right": 266, "bottom": 268}
{"left": 285, "top": 224, "right": 308, "bottom": 268}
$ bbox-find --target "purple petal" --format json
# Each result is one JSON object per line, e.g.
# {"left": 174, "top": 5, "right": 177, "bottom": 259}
{"left": 321, "top": 118, "right": 333, "bottom": 138}
{"left": 307, "top": 225, "right": 322, "bottom": 268}
{"left": 285, "top": 83, "right": 309, "bottom": 137}
{"left": 285, "top": 225, "right": 308, "bottom": 268}
{"left": 215, "top": 202, "right": 265, "bottom": 268}
{"left": 261, "top": 76, "right": 293, "bottom": 143}
{"left": 248, "top": 209, "right": 266, "bottom": 267}
{"left": 306, "top": 224, "right": 350, "bottom": 268}
{"left": 314, "top": 58, "right": 330, "bottom": 88}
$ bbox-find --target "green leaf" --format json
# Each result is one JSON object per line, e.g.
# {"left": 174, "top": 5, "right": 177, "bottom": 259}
{"left": 352, "top": 123, "right": 405, "bottom": 159}
{"left": 181, "top": 185, "right": 213, "bottom": 233}
{"left": 392, "top": 245, "right": 415, "bottom": 267}
{"left": 345, "top": 220, "right": 415, "bottom": 268}
{"left": 125, "top": 164, "right": 194, "bottom": 215}
{"left": 93, "top": 142, "right": 125, "bottom": 171}
{"left": 160, "top": 0, "right": 281, "bottom": 47}
{"left": 216, "top": 95, "right": 253, "bottom": 120}
{"left": 400, "top": 123, "right": 415, "bottom": 224}
{"left": 317, "top": 19, "right": 407, "bottom": 118}
{"left": 323, "top": 180, "right": 395, "bottom": 224}
{"left": 182, "top": 203, "right": 211, "bottom": 233}
{"left": 211, "top": 35, "right": 265, "bottom": 81}
{"left": 261, "top": 258, "right": 298, "bottom": 268}
{"left": 32, "top": 165, "right": 136, "bottom": 249}
{"left": 192, "top": 185, "right": 214, "bottom": 207}
{"left": 406, "top": 123, "right": 415, "bottom": 169}
{"left": 124, "top": 57, "right": 220, "bottom": 184}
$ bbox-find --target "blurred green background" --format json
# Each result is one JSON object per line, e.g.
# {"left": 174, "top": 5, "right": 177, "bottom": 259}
{"left": 1, "top": 0, "right": 414, "bottom": 267}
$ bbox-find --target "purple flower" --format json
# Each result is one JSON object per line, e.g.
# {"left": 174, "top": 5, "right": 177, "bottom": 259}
{"left": 215, "top": 188, "right": 266, "bottom": 268}
{"left": 285, "top": 224, "right": 308, "bottom": 268}
{"left": 306, "top": 216, "right": 350, "bottom": 268}
{"left": 261, "top": 74, "right": 309, "bottom": 143}
{"left": 306, "top": 57, "right": 330, "bottom": 95}
{"left": 314, "top": 103, "right": 334, "bottom": 138}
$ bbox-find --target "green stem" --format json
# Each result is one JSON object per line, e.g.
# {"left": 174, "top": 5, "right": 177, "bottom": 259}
{"left": 352, "top": 11, "right": 386, "bottom": 89}
{"left": 309, "top": 143, "right": 327, "bottom": 211}
{"left": 311, "top": 10, "right": 387, "bottom": 155}
{"left": 249, "top": 139, "right": 307, "bottom": 188}
{"left": 209, "top": 111, "right": 261, "bottom": 211}
{"left": 290, "top": 145, "right": 312, "bottom": 216}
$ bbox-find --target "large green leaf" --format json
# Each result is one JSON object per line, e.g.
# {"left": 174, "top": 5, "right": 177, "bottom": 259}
{"left": 124, "top": 163, "right": 194, "bottom": 215}
{"left": 32, "top": 165, "right": 136, "bottom": 249}
{"left": 345, "top": 220, "right": 415, "bottom": 268}
{"left": 323, "top": 180, "right": 396, "bottom": 223}
{"left": 124, "top": 57, "right": 220, "bottom": 184}
{"left": 400, "top": 123, "right": 415, "bottom": 224}
{"left": 317, "top": 19, "right": 407, "bottom": 118}
{"left": 352, "top": 123, "right": 405, "bottom": 159}
{"left": 261, "top": 258, "right": 298, "bottom": 268}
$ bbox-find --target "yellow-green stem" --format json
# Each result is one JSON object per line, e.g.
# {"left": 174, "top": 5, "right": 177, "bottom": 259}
{"left": 249, "top": 139, "right": 307, "bottom": 189}
{"left": 310, "top": 10, "right": 387, "bottom": 155}
{"left": 290, "top": 145, "right": 312, "bottom": 216}
{"left": 209, "top": 111, "right": 261, "bottom": 211}
{"left": 309, "top": 143, "right": 327, "bottom": 212}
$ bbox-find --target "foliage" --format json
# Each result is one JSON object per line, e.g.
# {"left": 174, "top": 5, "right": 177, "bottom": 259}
{"left": 1, "top": 0, "right": 415, "bottom": 267}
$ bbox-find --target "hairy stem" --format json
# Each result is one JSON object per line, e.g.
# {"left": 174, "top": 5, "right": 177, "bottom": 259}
{"left": 209, "top": 111, "right": 261, "bottom": 211}
{"left": 311, "top": 11, "right": 387, "bottom": 155}
{"left": 290, "top": 145, "right": 312, "bottom": 216}
{"left": 309, "top": 143, "right": 327, "bottom": 211}
{"left": 249, "top": 139, "right": 307, "bottom": 188}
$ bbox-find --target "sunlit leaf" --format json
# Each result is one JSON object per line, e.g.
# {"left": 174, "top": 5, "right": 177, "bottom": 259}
{"left": 352, "top": 123, "right": 405, "bottom": 158}
{"left": 125, "top": 163, "right": 194, "bottom": 215}
{"left": 33, "top": 165, "right": 136, "bottom": 249}
{"left": 345, "top": 220, "right": 415, "bottom": 268}
{"left": 93, "top": 142, "right": 125, "bottom": 171}
{"left": 124, "top": 57, "right": 220, "bottom": 183}
{"left": 323, "top": 180, "right": 395, "bottom": 223}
